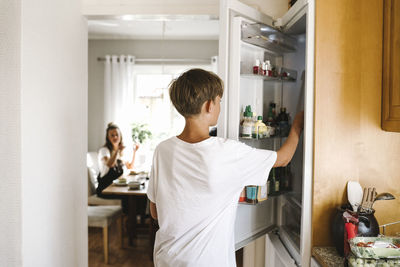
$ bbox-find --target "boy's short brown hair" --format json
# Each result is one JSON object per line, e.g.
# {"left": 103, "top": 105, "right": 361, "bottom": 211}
{"left": 169, "top": 68, "right": 224, "bottom": 117}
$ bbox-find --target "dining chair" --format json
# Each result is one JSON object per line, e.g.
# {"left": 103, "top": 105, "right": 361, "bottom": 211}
{"left": 88, "top": 205, "right": 123, "bottom": 264}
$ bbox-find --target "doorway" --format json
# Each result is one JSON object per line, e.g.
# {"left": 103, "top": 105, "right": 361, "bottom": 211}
{"left": 86, "top": 16, "right": 219, "bottom": 266}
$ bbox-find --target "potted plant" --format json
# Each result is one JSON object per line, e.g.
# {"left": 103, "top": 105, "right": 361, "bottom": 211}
{"left": 131, "top": 123, "right": 152, "bottom": 144}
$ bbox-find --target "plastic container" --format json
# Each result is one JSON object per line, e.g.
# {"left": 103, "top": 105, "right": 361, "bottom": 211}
{"left": 349, "top": 237, "right": 400, "bottom": 259}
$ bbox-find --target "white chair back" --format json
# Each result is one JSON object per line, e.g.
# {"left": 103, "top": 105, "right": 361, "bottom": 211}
{"left": 87, "top": 152, "right": 99, "bottom": 195}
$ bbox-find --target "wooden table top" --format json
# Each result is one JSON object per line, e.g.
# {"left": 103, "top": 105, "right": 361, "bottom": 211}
{"left": 102, "top": 180, "right": 148, "bottom": 196}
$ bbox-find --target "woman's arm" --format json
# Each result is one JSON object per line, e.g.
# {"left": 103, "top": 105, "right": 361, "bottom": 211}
{"left": 273, "top": 111, "right": 304, "bottom": 167}
{"left": 150, "top": 201, "right": 158, "bottom": 220}
{"left": 105, "top": 149, "right": 119, "bottom": 168}
{"left": 126, "top": 144, "right": 139, "bottom": 169}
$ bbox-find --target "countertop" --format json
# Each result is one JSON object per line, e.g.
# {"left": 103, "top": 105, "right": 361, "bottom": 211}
{"left": 312, "top": 247, "right": 345, "bottom": 267}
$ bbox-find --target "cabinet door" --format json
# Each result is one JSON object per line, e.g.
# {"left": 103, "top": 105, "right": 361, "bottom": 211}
{"left": 382, "top": 0, "right": 400, "bottom": 132}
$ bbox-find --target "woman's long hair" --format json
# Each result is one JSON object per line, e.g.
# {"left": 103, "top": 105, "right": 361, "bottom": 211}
{"left": 104, "top": 122, "right": 125, "bottom": 155}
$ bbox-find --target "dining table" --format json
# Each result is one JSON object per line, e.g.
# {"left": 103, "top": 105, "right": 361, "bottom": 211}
{"left": 102, "top": 175, "right": 158, "bottom": 252}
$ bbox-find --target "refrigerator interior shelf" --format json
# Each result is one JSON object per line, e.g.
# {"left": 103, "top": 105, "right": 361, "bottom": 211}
{"left": 241, "top": 74, "right": 296, "bottom": 82}
{"left": 241, "top": 23, "right": 297, "bottom": 53}
{"left": 284, "top": 193, "right": 302, "bottom": 209}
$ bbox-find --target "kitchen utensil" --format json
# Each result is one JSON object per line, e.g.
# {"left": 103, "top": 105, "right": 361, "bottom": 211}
{"left": 374, "top": 192, "right": 396, "bottom": 202}
{"left": 369, "top": 188, "right": 376, "bottom": 210}
{"left": 354, "top": 182, "right": 363, "bottom": 211}
{"left": 347, "top": 181, "right": 363, "bottom": 212}
{"left": 361, "top": 188, "right": 368, "bottom": 212}
{"left": 360, "top": 187, "right": 377, "bottom": 213}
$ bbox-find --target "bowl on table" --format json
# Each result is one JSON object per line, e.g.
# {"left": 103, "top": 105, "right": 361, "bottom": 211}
{"left": 128, "top": 181, "right": 142, "bottom": 190}
{"left": 113, "top": 177, "right": 127, "bottom": 186}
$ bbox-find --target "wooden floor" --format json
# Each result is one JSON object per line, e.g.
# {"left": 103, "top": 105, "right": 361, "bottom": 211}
{"left": 89, "top": 219, "right": 243, "bottom": 267}
{"left": 89, "top": 219, "right": 154, "bottom": 267}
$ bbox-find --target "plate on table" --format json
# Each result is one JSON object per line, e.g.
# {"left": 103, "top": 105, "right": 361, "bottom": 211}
{"left": 129, "top": 170, "right": 148, "bottom": 176}
{"left": 113, "top": 180, "right": 127, "bottom": 186}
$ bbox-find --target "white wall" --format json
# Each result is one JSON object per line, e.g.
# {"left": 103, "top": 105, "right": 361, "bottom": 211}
{"left": 1, "top": 0, "right": 88, "bottom": 266}
{"left": 240, "top": 0, "right": 288, "bottom": 19}
{"left": 88, "top": 39, "right": 218, "bottom": 151}
{"left": 82, "top": 0, "right": 220, "bottom": 16}
{"left": 0, "top": 0, "right": 22, "bottom": 266}
{"left": 82, "top": 0, "right": 288, "bottom": 19}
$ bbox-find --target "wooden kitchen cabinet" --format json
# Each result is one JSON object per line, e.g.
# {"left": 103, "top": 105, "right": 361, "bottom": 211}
{"left": 382, "top": 0, "right": 400, "bottom": 132}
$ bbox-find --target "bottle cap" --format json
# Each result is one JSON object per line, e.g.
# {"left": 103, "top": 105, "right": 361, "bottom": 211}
{"left": 257, "top": 116, "right": 263, "bottom": 120}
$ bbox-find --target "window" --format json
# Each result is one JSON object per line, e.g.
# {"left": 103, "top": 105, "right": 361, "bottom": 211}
{"left": 130, "top": 64, "right": 213, "bottom": 170}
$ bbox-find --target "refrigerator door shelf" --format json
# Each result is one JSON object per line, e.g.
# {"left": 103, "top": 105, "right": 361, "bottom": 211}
{"left": 274, "top": 0, "right": 308, "bottom": 34}
{"left": 239, "top": 137, "right": 281, "bottom": 150}
{"left": 238, "top": 192, "right": 288, "bottom": 206}
{"left": 241, "top": 23, "right": 297, "bottom": 53}
{"left": 240, "top": 74, "right": 297, "bottom": 82}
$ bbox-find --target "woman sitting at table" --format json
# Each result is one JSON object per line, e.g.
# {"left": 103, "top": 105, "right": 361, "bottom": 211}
{"left": 97, "top": 122, "right": 139, "bottom": 210}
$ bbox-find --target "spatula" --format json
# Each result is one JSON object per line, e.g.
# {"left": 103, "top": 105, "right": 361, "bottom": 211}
{"left": 347, "top": 181, "right": 363, "bottom": 212}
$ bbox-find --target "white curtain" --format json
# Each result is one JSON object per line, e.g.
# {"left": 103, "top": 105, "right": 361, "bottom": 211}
{"left": 104, "top": 55, "right": 135, "bottom": 148}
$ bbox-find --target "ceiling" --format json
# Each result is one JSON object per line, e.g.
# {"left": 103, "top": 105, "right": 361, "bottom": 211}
{"left": 88, "top": 19, "right": 219, "bottom": 40}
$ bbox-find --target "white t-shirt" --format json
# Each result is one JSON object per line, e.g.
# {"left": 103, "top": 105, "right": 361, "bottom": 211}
{"left": 97, "top": 147, "right": 130, "bottom": 177}
{"left": 147, "top": 136, "right": 277, "bottom": 267}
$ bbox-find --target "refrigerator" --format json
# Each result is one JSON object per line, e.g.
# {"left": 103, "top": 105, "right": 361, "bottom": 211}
{"left": 217, "top": 0, "right": 315, "bottom": 266}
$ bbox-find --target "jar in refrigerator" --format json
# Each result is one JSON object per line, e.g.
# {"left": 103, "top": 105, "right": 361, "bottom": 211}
{"left": 245, "top": 186, "right": 257, "bottom": 204}
{"left": 252, "top": 116, "right": 268, "bottom": 139}
{"left": 253, "top": 59, "right": 260, "bottom": 75}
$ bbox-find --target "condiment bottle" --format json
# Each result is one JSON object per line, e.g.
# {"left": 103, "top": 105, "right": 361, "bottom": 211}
{"left": 273, "top": 168, "right": 280, "bottom": 193}
{"left": 277, "top": 107, "right": 290, "bottom": 137}
{"left": 253, "top": 59, "right": 260, "bottom": 75}
{"left": 267, "top": 172, "right": 272, "bottom": 196}
{"left": 241, "top": 108, "right": 253, "bottom": 139}
{"left": 252, "top": 116, "right": 267, "bottom": 139}
{"left": 239, "top": 188, "right": 246, "bottom": 202}
{"left": 266, "top": 60, "right": 272, "bottom": 77}
{"left": 269, "top": 169, "right": 276, "bottom": 195}
{"left": 262, "top": 62, "right": 267, "bottom": 76}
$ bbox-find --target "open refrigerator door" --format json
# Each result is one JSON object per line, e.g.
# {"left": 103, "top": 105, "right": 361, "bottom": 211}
{"left": 218, "top": 0, "right": 315, "bottom": 266}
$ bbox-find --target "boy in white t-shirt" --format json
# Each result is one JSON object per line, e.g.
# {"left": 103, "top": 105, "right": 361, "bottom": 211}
{"left": 147, "top": 69, "right": 303, "bottom": 267}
